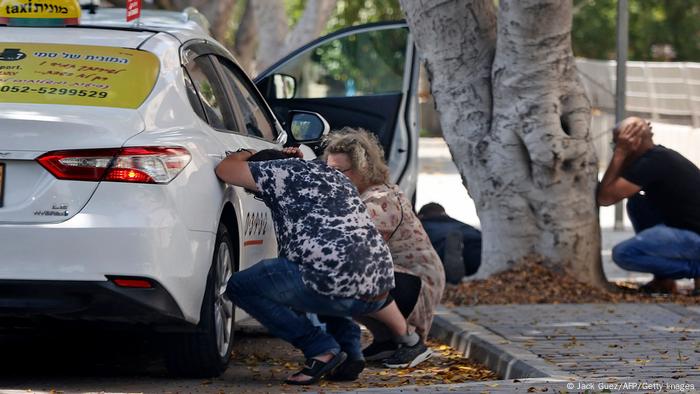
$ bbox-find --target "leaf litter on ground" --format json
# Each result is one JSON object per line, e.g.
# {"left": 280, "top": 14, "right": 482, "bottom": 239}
{"left": 230, "top": 334, "right": 496, "bottom": 392}
{"left": 443, "top": 261, "right": 700, "bottom": 306}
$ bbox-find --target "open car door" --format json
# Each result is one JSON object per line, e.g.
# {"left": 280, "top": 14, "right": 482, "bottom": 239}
{"left": 255, "top": 21, "right": 419, "bottom": 199}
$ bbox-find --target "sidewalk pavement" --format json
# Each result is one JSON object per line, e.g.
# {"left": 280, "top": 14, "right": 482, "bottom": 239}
{"left": 331, "top": 303, "right": 700, "bottom": 393}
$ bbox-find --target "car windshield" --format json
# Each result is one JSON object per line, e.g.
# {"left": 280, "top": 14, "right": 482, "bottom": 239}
{"left": 0, "top": 42, "right": 159, "bottom": 109}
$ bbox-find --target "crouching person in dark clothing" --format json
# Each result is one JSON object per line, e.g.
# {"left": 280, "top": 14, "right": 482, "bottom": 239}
{"left": 417, "top": 203, "right": 482, "bottom": 284}
{"left": 215, "top": 148, "right": 394, "bottom": 385}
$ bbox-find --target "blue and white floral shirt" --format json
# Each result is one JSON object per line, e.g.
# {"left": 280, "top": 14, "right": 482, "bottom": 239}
{"left": 248, "top": 158, "right": 394, "bottom": 298}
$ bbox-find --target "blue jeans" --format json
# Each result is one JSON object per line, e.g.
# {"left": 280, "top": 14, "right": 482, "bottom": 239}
{"left": 226, "top": 257, "right": 385, "bottom": 359}
{"left": 612, "top": 194, "right": 700, "bottom": 279}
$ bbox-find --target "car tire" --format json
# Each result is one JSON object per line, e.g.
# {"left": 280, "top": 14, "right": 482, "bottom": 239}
{"left": 163, "top": 223, "right": 235, "bottom": 378}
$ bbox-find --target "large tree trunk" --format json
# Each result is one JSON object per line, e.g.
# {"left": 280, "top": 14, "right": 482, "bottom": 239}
{"left": 400, "top": 0, "right": 605, "bottom": 286}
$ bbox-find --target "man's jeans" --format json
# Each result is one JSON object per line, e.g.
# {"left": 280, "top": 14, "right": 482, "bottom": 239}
{"left": 612, "top": 194, "right": 700, "bottom": 279}
{"left": 226, "top": 257, "right": 385, "bottom": 359}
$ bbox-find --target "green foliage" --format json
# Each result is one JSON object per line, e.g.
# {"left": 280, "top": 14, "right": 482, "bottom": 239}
{"left": 311, "top": 28, "right": 407, "bottom": 95}
{"left": 284, "top": 0, "right": 306, "bottom": 27}
{"left": 273, "top": 0, "right": 406, "bottom": 99}
{"left": 326, "top": 0, "right": 402, "bottom": 33}
{"left": 274, "top": 27, "right": 408, "bottom": 98}
{"left": 573, "top": 0, "right": 700, "bottom": 61}
{"left": 281, "top": 0, "right": 403, "bottom": 34}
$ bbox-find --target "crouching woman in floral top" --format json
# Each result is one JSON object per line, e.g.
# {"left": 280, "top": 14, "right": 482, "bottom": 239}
{"left": 323, "top": 128, "right": 445, "bottom": 375}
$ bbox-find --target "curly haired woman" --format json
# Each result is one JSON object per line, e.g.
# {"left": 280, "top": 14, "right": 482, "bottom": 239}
{"left": 321, "top": 127, "right": 445, "bottom": 378}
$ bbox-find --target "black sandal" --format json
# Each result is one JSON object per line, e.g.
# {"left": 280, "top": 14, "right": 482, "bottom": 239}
{"left": 284, "top": 351, "right": 347, "bottom": 385}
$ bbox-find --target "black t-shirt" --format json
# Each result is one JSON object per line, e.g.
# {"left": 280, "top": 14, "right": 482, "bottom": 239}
{"left": 622, "top": 145, "right": 700, "bottom": 234}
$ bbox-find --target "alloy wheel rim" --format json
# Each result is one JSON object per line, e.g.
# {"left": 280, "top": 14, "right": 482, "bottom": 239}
{"left": 214, "top": 241, "right": 234, "bottom": 358}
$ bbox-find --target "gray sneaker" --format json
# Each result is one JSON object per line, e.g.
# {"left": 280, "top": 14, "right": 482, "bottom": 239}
{"left": 382, "top": 341, "right": 432, "bottom": 368}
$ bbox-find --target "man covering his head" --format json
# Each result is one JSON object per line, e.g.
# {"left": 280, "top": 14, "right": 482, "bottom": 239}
{"left": 597, "top": 117, "right": 700, "bottom": 294}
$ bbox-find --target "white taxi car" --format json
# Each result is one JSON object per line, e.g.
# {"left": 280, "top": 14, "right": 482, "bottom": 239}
{"left": 0, "top": 0, "right": 331, "bottom": 377}
{"left": 0, "top": 0, "right": 419, "bottom": 378}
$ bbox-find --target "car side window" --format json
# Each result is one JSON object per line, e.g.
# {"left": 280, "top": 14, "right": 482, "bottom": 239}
{"left": 185, "top": 55, "right": 239, "bottom": 133}
{"left": 183, "top": 69, "right": 207, "bottom": 121}
{"left": 214, "top": 57, "right": 277, "bottom": 141}
{"left": 270, "top": 28, "right": 409, "bottom": 99}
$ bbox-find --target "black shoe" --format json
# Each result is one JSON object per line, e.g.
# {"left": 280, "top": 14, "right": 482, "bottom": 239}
{"left": 284, "top": 352, "right": 347, "bottom": 385}
{"left": 382, "top": 342, "right": 432, "bottom": 368}
{"left": 327, "top": 358, "right": 365, "bottom": 381}
{"left": 362, "top": 340, "right": 398, "bottom": 361}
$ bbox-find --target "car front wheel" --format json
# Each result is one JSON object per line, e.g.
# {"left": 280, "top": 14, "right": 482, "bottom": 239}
{"left": 163, "top": 223, "right": 235, "bottom": 377}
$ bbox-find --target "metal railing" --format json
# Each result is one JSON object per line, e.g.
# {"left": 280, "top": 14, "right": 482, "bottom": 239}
{"left": 577, "top": 58, "right": 700, "bottom": 128}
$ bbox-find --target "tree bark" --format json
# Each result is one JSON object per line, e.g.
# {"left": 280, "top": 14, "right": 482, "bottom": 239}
{"left": 285, "top": 0, "right": 337, "bottom": 55}
{"left": 251, "top": 0, "right": 291, "bottom": 72}
{"left": 159, "top": 0, "right": 237, "bottom": 42}
{"left": 253, "top": 0, "right": 337, "bottom": 73}
{"left": 233, "top": 0, "right": 258, "bottom": 75}
{"left": 400, "top": 0, "right": 606, "bottom": 286}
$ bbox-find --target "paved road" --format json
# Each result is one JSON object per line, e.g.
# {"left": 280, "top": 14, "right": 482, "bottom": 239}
{"left": 0, "top": 328, "right": 342, "bottom": 393}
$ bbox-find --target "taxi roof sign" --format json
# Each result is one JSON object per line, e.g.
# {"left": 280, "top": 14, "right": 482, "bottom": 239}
{"left": 1, "top": 0, "right": 81, "bottom": 26}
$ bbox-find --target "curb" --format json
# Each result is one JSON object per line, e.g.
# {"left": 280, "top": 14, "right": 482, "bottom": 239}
{"left": 429, "top": 306, "right": 575, "bottom": 380}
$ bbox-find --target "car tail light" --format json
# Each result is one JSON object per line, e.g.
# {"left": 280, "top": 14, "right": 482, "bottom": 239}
{"left": 103, "top": 147, "right": 191, "bottom": 184}
{"left": 111, "top": 277, "right": 154, "bottom": 289}
{"left": 37, "top": 147, "right": 191, "bottom": 184}
{"left": 37, "top": 148, "right": 120, "bottom": 181}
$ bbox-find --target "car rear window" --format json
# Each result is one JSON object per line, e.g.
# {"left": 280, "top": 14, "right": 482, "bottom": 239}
{"left": 0, "top": 43, "right": 159, "bottom": 108}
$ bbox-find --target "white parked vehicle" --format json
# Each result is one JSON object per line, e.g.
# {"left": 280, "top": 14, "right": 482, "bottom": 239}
{"left": 0, "top": 2, "right": 418, "bottom": 378}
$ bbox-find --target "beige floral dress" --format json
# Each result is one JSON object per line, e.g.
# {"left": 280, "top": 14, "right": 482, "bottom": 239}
{"left": 361, "top": 183, "right": 445, "bottom": 340}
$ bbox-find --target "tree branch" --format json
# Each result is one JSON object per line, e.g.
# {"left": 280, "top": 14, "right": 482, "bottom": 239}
{"left": 285, "top": 0, "right": 338, "bottom": 54}
{"left": 252, "top": 0, "right": 290, "bottom": 71}
{"left": 234, "top": 0, "right": 258, "bottom": 75}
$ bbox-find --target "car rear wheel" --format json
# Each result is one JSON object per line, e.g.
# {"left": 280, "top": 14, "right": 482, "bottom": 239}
{"left": 163, "top": 223, "right": 235, "bottom": 377}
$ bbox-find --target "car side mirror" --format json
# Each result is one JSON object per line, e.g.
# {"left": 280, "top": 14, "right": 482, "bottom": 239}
{"left": 272, "top": 74, "right": 297, "bottom": 99}
{"left": 287, "top": 110, "right": 329, "bottom": 144}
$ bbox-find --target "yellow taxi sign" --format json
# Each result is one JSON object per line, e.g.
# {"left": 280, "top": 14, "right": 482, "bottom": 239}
{"left": 0, "top": 0, "right": 81, "bottom": 26}
{"left": 0, "top": 43, "right": 160, "bottom": 109}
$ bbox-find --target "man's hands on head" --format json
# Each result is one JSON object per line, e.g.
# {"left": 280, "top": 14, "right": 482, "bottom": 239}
{"left": 215, "top": 149, "right": 258, "bottom": 191}
{"left": 614, "top": 117, "right": 647, "bottom": 157}
{"left": 214, "top": 147, "right": 301, "bottom": 192}
{"left": 597, "top": 117, "right": 645, "bottom": 206}
{"left": 281, "top": 146, "right": 304, "bottom": 159}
